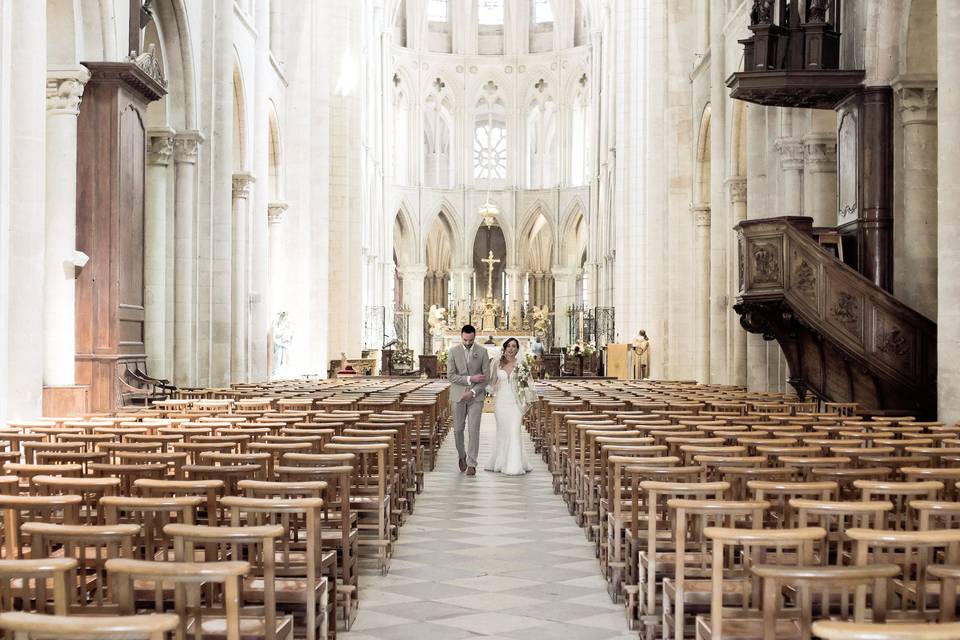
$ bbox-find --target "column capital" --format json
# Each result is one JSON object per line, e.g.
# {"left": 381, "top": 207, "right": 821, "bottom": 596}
{"left": 775, "top": 137, "right": 805, "bottom": 171}
{"left": 146, "top": 127, "right": 176, "bottom": 167}
{"left": 691, "top": 203, "right": 711, "bottom": 227}
{"left": 894, "top": 75, "right": 938, "bottom": 125}
{"left": 725, "top": 177, "right": 747, "bottom": 205}
{"left": 173, "top": 130, "right": 205, "bottom": 164}
{"left": 46, "top": 66, "right": 91, "bottom": 115}
{"left": 551, "top": 265, "right": 577, "bottom": 279}
{"left": 267, "top": 202, "right": 289, "bottom": 225}
{"left": 232, "top": 171, "right": 256, "bottom": 199}
{"left": 399, "top": 264, "right": 428, "bottom": 279}
{"left": 803, "top": 134, "right": 838, "bottom": 173}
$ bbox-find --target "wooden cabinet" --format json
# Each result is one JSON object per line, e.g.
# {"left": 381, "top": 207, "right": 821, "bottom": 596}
{"left": 75, "top": 61, "right": 165, "bottom": 412}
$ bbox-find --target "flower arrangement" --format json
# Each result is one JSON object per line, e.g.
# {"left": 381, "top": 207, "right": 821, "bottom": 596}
{"left": 391, "top": 341, "right": 413, "bottom": 369}
{"left": 566, "top": 340, "right": 596, "bottom": 358}
{"left": 436, "top": 349, "right": 448, "bottom": 365}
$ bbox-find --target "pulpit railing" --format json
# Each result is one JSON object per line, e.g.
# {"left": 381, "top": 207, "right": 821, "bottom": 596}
{"left": 744, "top": 0, "right": 841, "bottom": 71}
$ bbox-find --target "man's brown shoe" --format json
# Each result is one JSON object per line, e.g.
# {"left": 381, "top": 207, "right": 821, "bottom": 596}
{"left": 459, "top": 457, "right": 467, "bottom": 472}
{"left": 466, "top": 466, "right": 476, "bottom": 476}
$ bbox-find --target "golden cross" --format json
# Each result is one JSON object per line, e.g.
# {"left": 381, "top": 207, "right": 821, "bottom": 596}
{"left": 481, "top": 250, "right": 501, "bottom": 300}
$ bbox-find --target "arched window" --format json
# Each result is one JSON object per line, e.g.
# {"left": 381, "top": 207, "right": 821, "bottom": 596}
{"left": 478, "top": 0, "right": 504, "bottom": 25}
{"left": 570, "top": 75, "right": 590, "bottom": 186}
{"left": 427, "top": 0, "right": 448, "bottom": 22}
{"left": 424, "top": 93, "right": 454, "bottom": 188}
{"left": 474, "top": 91, "right": 507, "bottom": 181}
{"left": 393, "top": 81, "right": 410, "bottom": 185}
{"left": 527, "top": 80, "right": 556, "bottom": 188}
{"left": 533, "top": 0, "right": 553, "bottom": 23}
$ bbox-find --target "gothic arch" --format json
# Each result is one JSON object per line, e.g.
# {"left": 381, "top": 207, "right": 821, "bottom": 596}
{"left": 151, "top": 0, "right": 198, "bottom": 130}
{"left": 267, "top": 102, "right": 283, "bottom": 200}
{"left": 394, "top": 204, "right": 417, "bottom": 268}
{"left": 424, "top": 202, "right": 464, "bottom": 266}
{"left": 900, "top": 0, "right": 936, "bottom": 76}
{"left": 695, "top": 104, "right": 712, "bottom": 206}
{"left": 730, "top": 100, "right": 747, "bottom": 179}
{"left": 232, "top": 62, "right": 247, "bottom": 172}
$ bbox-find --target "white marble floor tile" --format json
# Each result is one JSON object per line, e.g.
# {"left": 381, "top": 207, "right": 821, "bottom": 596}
{"left": 339, "top": 413, "right": 628, "bottom": 638}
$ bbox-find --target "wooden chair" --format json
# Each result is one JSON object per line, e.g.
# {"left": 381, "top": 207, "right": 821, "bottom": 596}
{"left": 164, "top": 523, "right": 294, "bottom": 640}
{"left": 634, "top": 480, "right": 728, "bottom": 638}
{"left": 108, "top": 558, "right": 249, "bottom": 640}
{"left": 24, "top": 522, "right": 138, "bottom": 613}
{"left": 694, "top": 526, "right": 826, "bottom": 640}
{"left": 791, "top": 499, "right": 893, "bottom": 566}
{"left": 744, "top": 564, "right": 899, "bottom": 640}
{"left": 855, "top": 481, "right": 943, "bottom": 530}
{"left": 132, "top": 478, "right": 224, "bottom": 526}
{"left": 0, "top": 611, "right": 180, "bottom": 640}
{"left": 29, "top": 476, "right": 119, "bottom": 526}
{"left": 663, "top": 499, "right": 769, "bottom": 640}
{"left": 747, "top": 481, "right": 837, "bottom": 528}
{"left": 101, "top": 496, "right": 201, "bottom": 562}
{"left": 221, "top": 496, "right": 333, "bottom": 640}
{"left": 812, "top": 620, "right": 960, "bottom": 640}
{"left": 323, "top": 442, "right": 391, "bottom": 575}
{"left": 0, "top": 495, "right": 81, "bottom": 559}
{"left": 0, "top": 557, "right": 76, "bottom": 615}
{"left": 849, "top": 528, "right": 960, "bottom": 620}
{"left": 270, "top": 464, "right": 359, "bottom": 628}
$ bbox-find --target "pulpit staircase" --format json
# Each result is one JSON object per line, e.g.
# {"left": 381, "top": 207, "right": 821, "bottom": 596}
{"left": 734, "top": 217, "right": 936, "bottom": 418}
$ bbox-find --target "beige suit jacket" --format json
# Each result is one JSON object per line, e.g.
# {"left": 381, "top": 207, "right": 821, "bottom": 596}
{"left": 446, "top": 343, "right": 491, "bottom": 403}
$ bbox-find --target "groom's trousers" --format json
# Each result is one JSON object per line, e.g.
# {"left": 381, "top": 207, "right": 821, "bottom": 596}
{"left": 453, "top": 397, "right": 484, "bottom": 467}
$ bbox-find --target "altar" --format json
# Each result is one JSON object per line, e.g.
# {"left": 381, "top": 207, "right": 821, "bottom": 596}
{"left": 432, "top": 332, "right": 538, "bottom": 359}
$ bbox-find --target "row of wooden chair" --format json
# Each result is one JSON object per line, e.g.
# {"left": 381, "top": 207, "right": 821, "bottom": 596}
{"left": 525, "top": 379, "right": 960, "bottom": 640}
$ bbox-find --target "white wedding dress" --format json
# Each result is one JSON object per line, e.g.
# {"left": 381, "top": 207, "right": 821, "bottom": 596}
{"left": 484, "top": 367, "right": 533, "bottom": 476}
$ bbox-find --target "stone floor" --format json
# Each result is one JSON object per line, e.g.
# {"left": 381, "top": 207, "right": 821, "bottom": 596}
{"left": 342, "top": 412, "right": 634, "bottom": 640}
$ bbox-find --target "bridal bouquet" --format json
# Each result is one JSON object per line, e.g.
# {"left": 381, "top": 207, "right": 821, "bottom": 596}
{"left": 513, "top": 353, "right": 537, "bottom": 412}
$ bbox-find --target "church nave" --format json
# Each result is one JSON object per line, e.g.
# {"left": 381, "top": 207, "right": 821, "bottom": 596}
{"left": 344, "top": 412, "right": 632, "bottom": 640}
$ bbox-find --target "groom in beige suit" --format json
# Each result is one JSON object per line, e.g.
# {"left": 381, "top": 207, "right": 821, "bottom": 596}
{"left": 447, "top": 324, "right": 492, "bottom": 476}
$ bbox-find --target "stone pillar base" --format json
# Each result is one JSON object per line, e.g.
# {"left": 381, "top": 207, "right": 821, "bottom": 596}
{"left": 42, "top": 385, "right": 90, "bottom": 417}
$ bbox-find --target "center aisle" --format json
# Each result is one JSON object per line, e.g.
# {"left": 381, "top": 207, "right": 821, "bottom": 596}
{"left": 343, "top": 412, "right": 634, "bottom": 640}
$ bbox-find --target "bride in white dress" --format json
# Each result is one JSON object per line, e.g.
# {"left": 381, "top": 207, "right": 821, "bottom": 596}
{"left": 484, "top": 338, "right": 533, "bottom": 476}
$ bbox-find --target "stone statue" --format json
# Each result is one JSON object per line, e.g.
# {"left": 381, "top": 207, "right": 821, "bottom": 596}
{"left": 632, "top": 329, "right": 650, "bottom": 380}
{"left": 531, "top": 305, "right": 550, "bottom": 338}
{"left": 750, "top": 0, "right": 773, "bottom": 24}
{"left": 271, "top": 311, "right": 293, "bottom": 378}
{"left": 427, "top": 304, "right": 447, "bottom": 336}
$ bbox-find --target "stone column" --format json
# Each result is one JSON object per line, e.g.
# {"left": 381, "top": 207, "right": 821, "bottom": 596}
{"left": 708, "top": 0, "right": 728, "bottom": 384}
{"left": 267, "top": 202, "right": 289, "bottom": 320}
{"left": 727, "top": 178, "right": 748, "bottom": 387}
{"left": 896, "top": 77, "right": 938, "bottom": 319}
{"left": 803, "top": 134, "right": 838, "bottom": 226}
{"left": 231, "top": 173, "right": 255, "bottom": 381}
{"left": 776, "top": 137, "right": 805, "bottom": 215}
{"left": 400, "top": 265, "right": 427, "bottom": 356}
{"left": 173, "top": 131, "right": 204, "bottom": 387}
{"left": 145, "top": 127, "right": 174, "bottom": 379}
{"left": 552, "top": 266, "right": 576, "bottom": 347}
{"left": 938, "top": 0, "right": 960, "bottom": 422}
{"left": 6, "top": 0, "right": 46, "bottom": 417}
{"left": 43, "top": 67, "right": 89, "bottom": 388}
{"left": 693, "top": 204, "right": 711, "bottom": 384}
